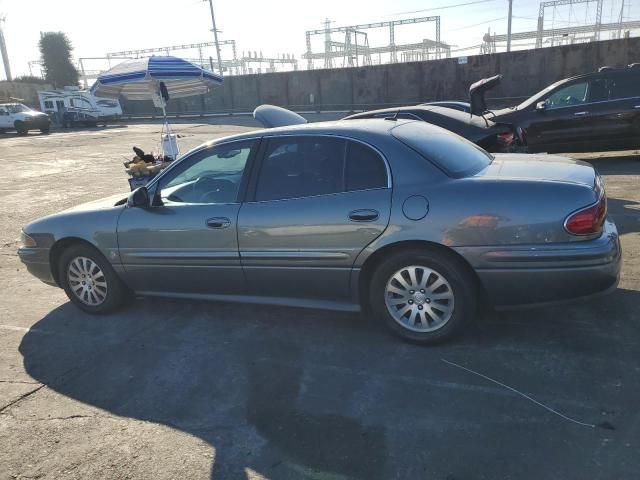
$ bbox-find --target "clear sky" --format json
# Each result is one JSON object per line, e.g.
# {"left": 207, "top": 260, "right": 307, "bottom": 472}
{"left": 0, "top": 0, "right": 634, "bottom": 79}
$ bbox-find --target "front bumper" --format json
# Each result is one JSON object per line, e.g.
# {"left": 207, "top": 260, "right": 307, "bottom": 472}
{"left": 23, "top": 116, "right": 51, "bottom": 129}
{"left": 455, "top": 217, "right": 622, "bottom": 307}
{"left": 17, "top": 247, "right": 57, "bottom": 286}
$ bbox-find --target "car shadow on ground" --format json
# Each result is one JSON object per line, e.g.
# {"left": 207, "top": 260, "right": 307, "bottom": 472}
{"left": 589, "top": 156, "right": 640, "bottom": 176}
{"left": 607, "top": 197, "right": 640, "bottom": 234}
{"left": 19, "top": 286, "right": 640, "bottom": 479}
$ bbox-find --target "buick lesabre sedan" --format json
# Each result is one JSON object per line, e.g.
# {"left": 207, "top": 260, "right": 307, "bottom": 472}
{"left": 18, "top": 117, "right": 621, "bottom": 343}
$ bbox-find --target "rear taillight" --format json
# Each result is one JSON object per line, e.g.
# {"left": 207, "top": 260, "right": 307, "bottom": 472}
{"left": 564, "top": 194, "right": 607, "bottom": 236}
{"left": 497, "top": 131, "right": 515, "bottom": 146}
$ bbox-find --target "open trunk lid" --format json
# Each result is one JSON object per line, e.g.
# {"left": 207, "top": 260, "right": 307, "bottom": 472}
{"left": 253, "top": 104, "right": 307, "bottom": 128}
{"left": 469, "top": 74, "right": 502, "bottom": 116}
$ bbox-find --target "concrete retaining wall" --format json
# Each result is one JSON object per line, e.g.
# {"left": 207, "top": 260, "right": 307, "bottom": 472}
{"left": 119, "top": 37, "right": 640, "bottom": 115}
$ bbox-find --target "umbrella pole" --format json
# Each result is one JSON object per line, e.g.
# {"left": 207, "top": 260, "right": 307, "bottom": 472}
{"left": 161, "top": 103, "right": 177, "bottom": 160}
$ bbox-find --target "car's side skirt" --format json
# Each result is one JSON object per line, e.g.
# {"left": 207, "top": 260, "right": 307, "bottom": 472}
{"left": 136, "top": 291, "right": 362, "bottom": 313}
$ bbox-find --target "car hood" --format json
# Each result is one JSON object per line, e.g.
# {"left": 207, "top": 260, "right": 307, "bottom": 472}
{"left": 21, "top": 110, "right": 49, "bottom": 118}
{"left": 62, "top": 193, "right": 129, "bottom": 214}
{"left": 477, "top": 153, "right": 597, "bottom": 188}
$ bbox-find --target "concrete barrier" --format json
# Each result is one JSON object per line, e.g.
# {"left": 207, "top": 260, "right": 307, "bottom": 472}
{"left": 115, "top": 36, "right": 639, "bottom": 115}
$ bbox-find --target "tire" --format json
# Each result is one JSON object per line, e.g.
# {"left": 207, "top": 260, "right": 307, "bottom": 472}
{"left": 369, "top": 248, "right": 477, "bottom": 344}
{"left": 14, "top": 121, "right": 28, "bottom": 135}
{"left": 58, "top": 243, "right": 129, "bottom": 314}
{"left": 40, "top": 127, "right": 50, "bottom": 134}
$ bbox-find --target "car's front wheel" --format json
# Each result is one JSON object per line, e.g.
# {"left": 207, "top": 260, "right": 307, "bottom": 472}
{"left": 59, "top": 244, "right": 128, "bottom": 314}
{"left": 14, "top": 121, "right": 28, "bottom": 135}
{"left": 370, "top": 249, "right": 476, "bottom": 344}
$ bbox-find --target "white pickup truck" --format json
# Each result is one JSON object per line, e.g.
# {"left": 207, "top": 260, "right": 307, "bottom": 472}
{"left": 0, "top": 103, "right": 51, "bottom": 135}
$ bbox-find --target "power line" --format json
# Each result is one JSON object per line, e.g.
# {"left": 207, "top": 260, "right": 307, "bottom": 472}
{"left": 387, "top": 0, "right": 498, "bottom": 17}
{"left": 450, "top": 16, "right": 507, "bottom": 31}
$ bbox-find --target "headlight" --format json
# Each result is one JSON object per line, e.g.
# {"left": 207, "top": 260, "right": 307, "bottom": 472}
{"left": 20, "top": 231, "right": 37, "bottom": 248}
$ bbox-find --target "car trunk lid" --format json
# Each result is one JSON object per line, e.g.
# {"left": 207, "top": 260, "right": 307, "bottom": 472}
{"left": 476, "top": 153, "right": 599, "bottom": 190}
{"left": 469, "top": 74, "right": 502, "bottom": 116}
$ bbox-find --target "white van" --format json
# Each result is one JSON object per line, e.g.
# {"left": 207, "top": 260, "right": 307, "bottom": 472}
{"left": 38, "top": 87, "right": 122, "bottom": 126}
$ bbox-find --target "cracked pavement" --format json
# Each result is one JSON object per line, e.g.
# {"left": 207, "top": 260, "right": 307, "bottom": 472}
{"left": 1, "top": 122, "right": 639, "bottom": 480}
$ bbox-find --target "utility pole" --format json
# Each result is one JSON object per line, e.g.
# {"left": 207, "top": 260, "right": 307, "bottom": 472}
{"left": 0, "top": 15, "right": 12, "bottom": 81}
{"left": 205, "top": 0, "right": 224, "bottom": 76}
{"left": 506, "top": 0, "right": 513, "bottom": 52}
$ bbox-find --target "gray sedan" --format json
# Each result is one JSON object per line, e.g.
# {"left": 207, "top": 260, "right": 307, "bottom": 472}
{"left": 18, "top": 118, "right": 621, "bottom": 343}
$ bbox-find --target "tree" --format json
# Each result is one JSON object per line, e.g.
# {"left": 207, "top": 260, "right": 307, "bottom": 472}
{"left": 39, "top": 32, "right": 79, "bottom": 88}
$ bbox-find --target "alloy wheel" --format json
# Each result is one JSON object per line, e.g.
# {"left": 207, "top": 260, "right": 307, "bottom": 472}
{"left": 384, "top": 265, "right": 455, "bottom": 332}
{"left": 67, "top": 256, "right": 108, "bottom": 306}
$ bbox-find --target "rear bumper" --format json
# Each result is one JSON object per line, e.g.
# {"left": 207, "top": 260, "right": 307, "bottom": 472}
{"left": 455, "top": 217, "right": 622, "bottom": 307}
{"left": 17, "top": 247, "right": 57, "bottom": 286}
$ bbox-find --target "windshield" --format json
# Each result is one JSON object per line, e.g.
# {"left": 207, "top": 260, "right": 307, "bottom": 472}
{"left": 391, "top": 121, "right": 493, "bottom": 178}
{"left": 7, "top": 104, "right": 31, "bottom": 114}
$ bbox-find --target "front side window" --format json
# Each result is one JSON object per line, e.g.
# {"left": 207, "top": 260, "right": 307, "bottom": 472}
{"left": 8, "top": 104, "right": 30, "bottom": 113}
{"left": 44, "top": 101, "right": 53, "bottom": 109}
{"left": 544, "top": 81, "right": 588, "bottom": 109}
{"left": 158, "top": 140, "right": 255, "bottom": 204}
{"left": 588, "top": 78, "right": 611, "bottom": 102}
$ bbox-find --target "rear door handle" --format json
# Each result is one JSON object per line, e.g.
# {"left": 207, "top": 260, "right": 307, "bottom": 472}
{"left": 574, "top": 111, "right": 589, "bottom": 117}
{"left": 206, "top": 217, "right": 231, "bottom": 229}
{"left": 349, "top": 209, "right": 379, "bottom": 222}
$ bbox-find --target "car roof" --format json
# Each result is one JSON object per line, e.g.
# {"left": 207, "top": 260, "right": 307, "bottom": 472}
{"left": 552, "top": 66, "right": 637, "bottom": 85}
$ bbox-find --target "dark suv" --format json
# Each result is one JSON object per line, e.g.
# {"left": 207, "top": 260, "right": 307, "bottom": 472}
{"left": 492, "top": 65, "right": 640, "bottom": 153}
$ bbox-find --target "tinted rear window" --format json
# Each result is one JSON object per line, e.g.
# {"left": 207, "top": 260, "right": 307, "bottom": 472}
{"left": 391, "top": 121, "right": 492, "bottom": 178}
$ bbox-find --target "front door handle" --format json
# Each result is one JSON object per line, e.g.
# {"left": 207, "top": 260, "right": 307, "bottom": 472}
{"left": 206, "top": 217, "right": 231, "bottom": 229}
{"left": 634, "top": 105, "right": 640, "bottom": 109}
{"left": 349, "top": 209, "right": 379, "bottom": 222}
{"left": 574, "top": 111, "right": 589, "bottom": 117}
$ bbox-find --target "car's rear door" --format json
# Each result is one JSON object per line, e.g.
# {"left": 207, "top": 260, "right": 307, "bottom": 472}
{"left": 237, "top": 135, "right": 392, "bottom": 302}
{"left": 116, "top": 139, "right": 258, "bottom": 295}
{"left": 595, "top": 69, "right": 640, "bottom": 150}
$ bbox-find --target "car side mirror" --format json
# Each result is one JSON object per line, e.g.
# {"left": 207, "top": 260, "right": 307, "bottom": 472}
{"left": 127, "top": 186, "right": 150, "bottom": 208}
{"left": 536, "top": 101, "right": 546, "bottom": 111}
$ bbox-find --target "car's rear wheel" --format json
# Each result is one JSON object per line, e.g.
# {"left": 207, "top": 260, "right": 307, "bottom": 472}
{"left": 59, "top": 244, "right": 128, "bottom": 314}
{"left": 370, "top": 249, "right": 476, "bottom": 344}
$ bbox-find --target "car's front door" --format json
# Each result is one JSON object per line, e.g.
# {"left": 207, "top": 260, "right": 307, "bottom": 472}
{"left": 237, "top": 135, "right": 392, "bottom": 303}
{"left": 117, "top": 139, "right": 258, "bottom": 295}
{"left": 526, "top": 79, "right": 594, "bottom": 152}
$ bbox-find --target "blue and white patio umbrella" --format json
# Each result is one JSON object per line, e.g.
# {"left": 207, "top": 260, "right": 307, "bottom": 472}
{"left": 90, "top": 55, "right": 223, "bottom": 100}
{"left": 90, "top": 56, "right": 222, "bottom": 159}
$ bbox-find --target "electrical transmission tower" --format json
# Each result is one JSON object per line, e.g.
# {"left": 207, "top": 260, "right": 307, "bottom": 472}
{"left": 304, "top": 16, "right": 449, "bottom": 70}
